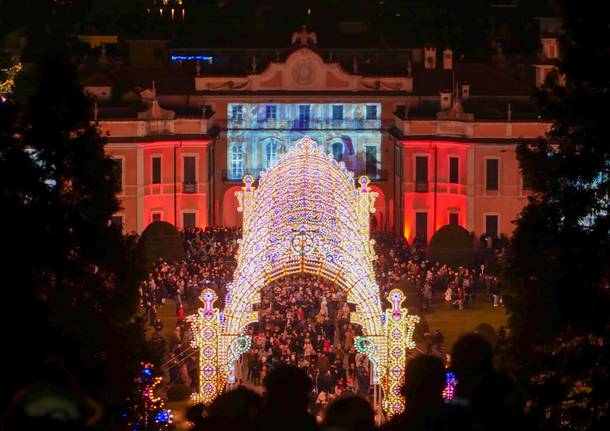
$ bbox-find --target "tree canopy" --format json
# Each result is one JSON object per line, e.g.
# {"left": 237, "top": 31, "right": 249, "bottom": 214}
{"left": 500, "top": 2, "right": 610, "bottom": 429}
{"left": 1, "top": 50, "right": 152, "bottom": 428}
{"left": 136, "top": 221, "right": 185, "bottom": 277}
{"left": 428, "top": 224, "right": 475, "bottom": 268}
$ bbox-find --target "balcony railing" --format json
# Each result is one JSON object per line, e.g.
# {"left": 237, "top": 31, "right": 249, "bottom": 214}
{"left": 227, "top": 118, "right": 382, "bottom": 130}
{"left": 222, "top": 169, "right": 388, "bottom": 182}
{"left": 182, "top": 182, "right": 197, "bottom": 193}
{"left": 415, "top": 181, "right": 429, "bottom": 192}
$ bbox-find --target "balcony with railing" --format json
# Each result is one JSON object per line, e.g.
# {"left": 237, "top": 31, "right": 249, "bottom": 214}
{"left": 415, "top": 181, "right": 429, "bottom": 192}
{"left": 223, "top": 168, "right": 388, "bottom": 182}
{"left": 228, "top": 118, "right": 382, "bottom": 130}
{"left": 182, "top": 182, "right": 197, "bottom": 193}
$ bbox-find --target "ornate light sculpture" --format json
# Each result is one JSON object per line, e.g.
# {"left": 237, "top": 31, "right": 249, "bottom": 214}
{"left": 189, "top": 136, "right": 418, "bottom": 416}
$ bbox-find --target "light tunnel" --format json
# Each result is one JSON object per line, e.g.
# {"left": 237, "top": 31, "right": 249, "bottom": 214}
{"left": 224, "top": 135, "right": 383, "bottom": 336}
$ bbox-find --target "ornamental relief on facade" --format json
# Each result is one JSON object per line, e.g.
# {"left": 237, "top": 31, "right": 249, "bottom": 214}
{"left": 291, "top": 58, "right": 317, "bottom": 86}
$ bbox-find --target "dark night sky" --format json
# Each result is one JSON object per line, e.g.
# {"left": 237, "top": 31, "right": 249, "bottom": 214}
{"left": 0, "top": 0, "right": 554, "bottom": 52}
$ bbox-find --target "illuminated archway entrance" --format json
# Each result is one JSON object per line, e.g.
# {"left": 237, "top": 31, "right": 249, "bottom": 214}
{"left": 188, "top": 136, "right": 418, "bottom": 416}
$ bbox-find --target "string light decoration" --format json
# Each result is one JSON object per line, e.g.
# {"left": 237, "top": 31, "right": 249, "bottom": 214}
{"left": 380, "top": 289, "right": 420, "bottom": 416}
{"left": 442, "top": 371, "right": 458, "bottom": 401}
{"left": 125, "top": 363, "right": 173, "bottom": 431}
{"left": 0, "top": 61, "right": 21, "bottom": 95}
{"left": 189, "top": 136, "right": 418, "bottom": 415}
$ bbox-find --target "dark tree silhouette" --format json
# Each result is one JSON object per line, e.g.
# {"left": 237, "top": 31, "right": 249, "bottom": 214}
{"left": 2, "top": 52, "right": 153, "bottom": 428}
{"left": 500, "top": 2, "right": 610, "bottom": 430}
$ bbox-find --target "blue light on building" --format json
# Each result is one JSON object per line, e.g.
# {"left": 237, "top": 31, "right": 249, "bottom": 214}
{"left": 170, "top": 55, "right": 213, "bottom": 64}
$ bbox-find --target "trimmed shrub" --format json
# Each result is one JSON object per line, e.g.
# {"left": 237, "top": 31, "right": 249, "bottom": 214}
{"left": 135, "top": 221, "right": 185, "bottom": 277}
{"left": 428, "top": 224, "right": 475, "bottom": 268}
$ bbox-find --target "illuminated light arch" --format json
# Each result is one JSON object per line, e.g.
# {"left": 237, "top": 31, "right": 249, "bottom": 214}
{"left": 188, "top": 136, "right": 418, "bottom": 416}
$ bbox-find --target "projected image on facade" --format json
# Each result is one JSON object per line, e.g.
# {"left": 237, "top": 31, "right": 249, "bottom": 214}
{"left": 227, "top": 103, "right": 382, "bottom": 180}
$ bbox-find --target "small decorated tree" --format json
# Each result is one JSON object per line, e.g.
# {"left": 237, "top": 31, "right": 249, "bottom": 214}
{"left": 125, "top": 363, "right": 173, "bottom": 431}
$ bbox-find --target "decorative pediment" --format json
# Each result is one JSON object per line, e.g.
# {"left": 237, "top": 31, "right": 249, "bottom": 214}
{"left": 137, "top": 100, "right": 176, "bottom": 120}
{"left": 194, "top": 48, "right": 412, "bottom": 92}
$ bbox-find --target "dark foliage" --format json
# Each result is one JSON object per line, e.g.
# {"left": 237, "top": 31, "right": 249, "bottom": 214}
{"left": 135, "top": 221, "right": 185, "bottom": 278}
{"left": 428, "top": 224, "right": 475, "bottom": 269}
{"left": 1, "top": 51, "right": 152, "bottom": 428}
{"left": 500, "top": 2, "right": 610, "bottom": 429}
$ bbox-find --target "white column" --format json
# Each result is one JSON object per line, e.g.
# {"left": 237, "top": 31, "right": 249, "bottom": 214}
{"left": 137, "top": 146, "right": 144, "bottom": 234}
{"left": 466, "top": 146, "right": 475, "bottom": 232}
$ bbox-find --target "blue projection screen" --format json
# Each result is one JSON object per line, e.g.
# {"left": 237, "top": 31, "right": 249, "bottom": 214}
{"left": 226, "top": 103, "right": 382, "bottom": 180}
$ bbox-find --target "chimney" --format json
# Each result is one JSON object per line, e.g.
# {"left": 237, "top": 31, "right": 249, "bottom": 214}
{"left": 461, "top": 83, "right": 470, "bottom": 101}
{"left": 424, "top": 45, "right": 436, "bottom": 69}
{"left": 439, "top": 90, "right": 452, "bottom": 110}
{"left": 442, "top": 48, "right": 453, "bottom": 70}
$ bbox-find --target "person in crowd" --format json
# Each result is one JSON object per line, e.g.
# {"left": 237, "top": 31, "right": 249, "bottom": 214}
{"left": 382, "top": 354, "right": 449, "bottom": 431}
{"left": 260, "top": 365, "right": 319, "bottom": 431}
{"left": 449, "top": 333, "right": 524, "bottom": 431}
{"left": 323, "top": 393, "right": 375, "bottom": 431}
{"left": 191, "top": 386, "right": 263, "bottom": 431}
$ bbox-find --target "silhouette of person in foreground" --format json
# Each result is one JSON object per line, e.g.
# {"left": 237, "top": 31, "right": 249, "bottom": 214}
{"left": 449, "top": 333, "right": 525, "bottom": 431}
{"left": 189, "top": 386, "right": 263, "bottom": 431}
{"left": 322, "top": 392, "right": 375, "bottom": 431}
{"left": 382, "top": 354, "right": 449, "bottom": 431}
{"left": 260, "top": 365, "right": 319, "bottom": 431}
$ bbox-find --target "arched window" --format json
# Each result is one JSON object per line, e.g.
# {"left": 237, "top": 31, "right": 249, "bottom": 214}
{"left": 331, "top": 141, "right": 344, "bottom": 162}
{"left": 265, "top": 139, "right": 279, "bottom": 168}
{"left": 230, "top": 144, "right": 244, "bottom": 179}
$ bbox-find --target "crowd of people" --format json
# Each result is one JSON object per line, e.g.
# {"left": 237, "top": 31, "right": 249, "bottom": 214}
{"left": 241, "top": 275, "right": 371, "bottom": 415}
{"left": 138, "top": 226, "right": 506, "bottom": 420}
{"left": 373, "top": 232, "right": 503, "bottom": 311}
{"left": 140, "top": 227, "right": 241, "bottom": 389}
{"left": 188, "top": 333, "right": 525, "bottom": 431}
{"left": 140, "top": 226, "right": 241, "bottom": 325}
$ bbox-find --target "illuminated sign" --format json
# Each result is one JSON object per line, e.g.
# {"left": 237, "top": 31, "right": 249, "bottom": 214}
{"left": 169, "top": 55, "right": 213, "bottom": 63}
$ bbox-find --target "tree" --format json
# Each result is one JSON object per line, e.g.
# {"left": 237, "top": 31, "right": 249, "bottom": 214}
{"left": 500, "top": 2, "right": 610, "bottom": 430}
{"left": 135, "top": 221, "right": 185, "bottom": 278}
{"left": 428, "top": 224, "right": 475, "bottom": 268}
{"left": 125, "top": 363, "right": 173, "bottom": 431}
{"left": 2, "top": 52, "right": 153, "bottom": 428}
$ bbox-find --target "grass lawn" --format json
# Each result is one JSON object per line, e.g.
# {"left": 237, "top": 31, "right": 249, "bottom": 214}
{"left": 420, "top": 300, "right": 507, "bottom": 350}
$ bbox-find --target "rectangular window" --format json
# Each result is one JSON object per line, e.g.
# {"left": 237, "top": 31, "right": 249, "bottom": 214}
{"left": 485, "top": 214, "right": 499, "bottom": 238}
{"left": 265, "top": 105, "right": 277, "bottom": 120}
{"left": 230, "top": 144, "right": 244, "bottom": 180}
{"left": 183, "top": 156, "right": 196, "bottom": 193}
{"left": 415, "top": 212, "right": 428, "bottom": 244}
{"left": 486, "top": 159, "right": 499, "bottom": 191}
{"left": 415, "top": 156, "right": 428, "bottom": 192}
{"left": 449, "top": 212, "right": 459, "bottom": 225}
{"left": 231, "top": 105, "right": 243, "bottom": 121}
{"left": 298, "top": 105, "right": 310, "bottom": 128}
{"left": 113, "top": 158, "right": 124, "bottom": 193}
{"left": 365, "top": 146, "right": 378, "bottom": 177}
{"left": 152, "top": 156, "right": 161, "bottom": 184}
{"left": 332, "top": 105, "right": 343, "bottom": 121}
{"left": 449, "top": 157, "right": 459, "bottom": 184}
{"left": 183, "top": 156, "right": 196, "bottom": 183}
{"left": 110, "top": 215, "right": 123, "bottom": 229}
{"left": 522, "top": 171, "right": 533, "bottom": 191}
{"left": 183, "top": 212, "right": 196, "bottom": 228}
{"left": 366, "top": 105, "right": 377, "bottom": 120}
{"left": 152, "top": 212, "right": 162, "bottom": 223}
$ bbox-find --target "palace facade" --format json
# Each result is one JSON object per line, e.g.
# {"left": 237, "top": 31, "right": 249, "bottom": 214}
{"left": 89, "top": 32, "right": 559, "bottom": 243}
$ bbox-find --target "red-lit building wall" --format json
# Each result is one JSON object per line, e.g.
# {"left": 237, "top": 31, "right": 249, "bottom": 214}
{"left": 106, "top": 139, "right": 211, "bottom": 234}
{"left": 399, "top": 139, "right": 529, "bottom": 243}
{"left": 400, "top": 140, "right": 469, "bottom": 242}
